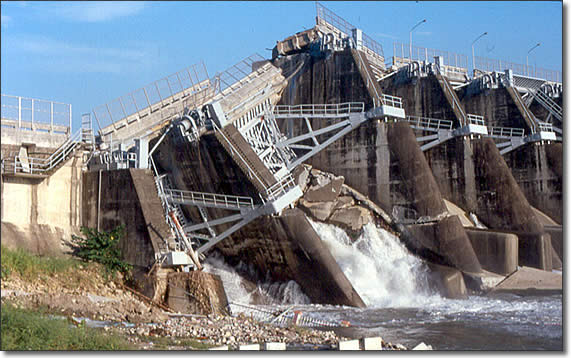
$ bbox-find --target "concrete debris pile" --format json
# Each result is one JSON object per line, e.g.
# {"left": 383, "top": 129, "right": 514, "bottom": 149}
{"left": 295, "top": 165, "right": 376, "bottom": 236}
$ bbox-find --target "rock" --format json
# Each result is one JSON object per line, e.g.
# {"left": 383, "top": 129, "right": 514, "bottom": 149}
{"left": 335, "top": 196, "right": 354, "bottom": 209}
{"left": 293, "top": 164, "right": 312, "bottom": 192}
{"left": 299, "top": 199, "right": 337, "bottom": 221}
{"left": 329, "top": 206, "right": 372, "bottom": 232}
{"left": 305, "top": 174, "right": 344, "bottom": 203}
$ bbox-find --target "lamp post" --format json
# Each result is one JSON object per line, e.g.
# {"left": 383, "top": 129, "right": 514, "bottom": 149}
{"left": 410, "top": 19, "right": 427, "bottom": 62}
{"left": 471, "top": 32, "right": 488, "bottom": 76}
{"left": 526, "top": 43, "right": 540, "bottom": 76}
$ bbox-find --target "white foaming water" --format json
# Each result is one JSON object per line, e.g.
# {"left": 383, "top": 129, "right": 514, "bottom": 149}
{"left": 308, "top": 218, "right": 438, "bottom": 308}
{"left": 203, "top": 253, "right": 252, "bottom": 304}
{"left": 203, "top": 253, "right": 310, "bottom": 305}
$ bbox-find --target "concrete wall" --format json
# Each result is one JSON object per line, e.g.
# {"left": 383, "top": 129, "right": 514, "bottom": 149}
{"left": 465, "top": 228, "right": 518, "bottom": 275}
{"left": 458, "top": 86, "right": 562, "bottom": 224}
{"left": 82, "top": 169, "right": 171, "bottom": 269}
{"left": 1, "top": 151, "right": 83, "bottom": 255}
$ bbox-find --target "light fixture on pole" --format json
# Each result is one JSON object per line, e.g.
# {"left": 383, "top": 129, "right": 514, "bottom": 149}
{"left": 410, "top": 19, "right": 427, "bottom": 62}
{"left": 526, "top": 43, "right": 540, "bottom": 76}
{"left": 471, "top": 32, "right": 488, "bottom": 76}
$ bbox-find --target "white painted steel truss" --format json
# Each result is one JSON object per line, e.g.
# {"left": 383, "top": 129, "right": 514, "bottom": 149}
{"left": 235, "top": 98, "right": 297, "bottom": 181}
{"left": 273, "top": 102, "right": 367, "bottom": 170}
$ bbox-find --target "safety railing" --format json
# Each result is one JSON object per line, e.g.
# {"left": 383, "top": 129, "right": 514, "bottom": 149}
{"left": 532, "top": 90, "right": 562, "bottom": 121}
{"left": 264, "top": 173, "right": 297, "bottom": 202}
{"left": 538, "top": 122, "right": 554, "bottom": 132}
{"left": 2, "top": 130, "right": 83, "bottom": 175}
{"left": 509, "top": 87, "right": 539, "bottom": 133}
{"left": 382, "top": 94, "right": 403, "bottom": 108}
{"left": 273, "top": 102, "right": 364, "bottom": 118}
{"left": 487, "top": 126, "right": 525, "bottom": 138}
{"left": 92, "top": 61, "right": 212, "bottom": 134}
{"left": 211, "top": 120, "right": 269, "bottom": 194}
{"left": 316, "top": 2, "right": 384, "bottom": 58}
{"left": 392, "top": 41, "right": 468, "bottom": 70}
{"left": 475, "top": 56, "right": 561, "bottom": 83}
{"left": 214, "top": 53, "right": 268, "bottom": 96}
{"left": 1, "top": 94, "right": 72, "bottom": 134}
{"left": 351, "top": 43, "right": 383, "bottom": 107}
{"left": 405, "top": 115, "right": 453, "bottom": 131}
{"left": 164, "top": 188, "right": 256, "bottom": 210}
{"left": 435, "top": 66, "right": 468, "bottom": 125}
{"left": 467, "top": 114, "right": 485, "bottom": 126}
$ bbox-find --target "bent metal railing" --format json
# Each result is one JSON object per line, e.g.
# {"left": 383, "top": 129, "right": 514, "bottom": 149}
{"left": 316, "top": 1, "right": 384, "bottom": 59}
{"left": 93, "top": 61, "right": 212, "bottom": 136}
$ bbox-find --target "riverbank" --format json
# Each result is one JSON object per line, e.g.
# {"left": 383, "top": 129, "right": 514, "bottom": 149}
{"left": 0, "top": 246, "right": 410, "bottom": 350}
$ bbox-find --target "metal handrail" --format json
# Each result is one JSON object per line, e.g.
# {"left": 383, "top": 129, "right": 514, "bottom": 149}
{"left": 164, "top": 188, "right": 255, "bottom": 210}
{"left": 273, "top": 102, "right": 364, "bottom": 117}
{"left": 1, "top": 94, "right": 72, "bottom": 133}
{"left": 475, "top": 55, "right": 561, "bottom": 83}
{"left": 382, "top": 94, "right": 403, "bottom": 108}
{"left": 435, "top": 66, "right": 467, "bottom": 125}
{"left": 466, "top": 114, "right": 485, "bottom": 126}
{"left": 538, "top": 122, "right": 554, "bottom": 132}
{"left": 405, "top": 115, "right": 453, "bottom": 130}
{"left": 352, "top": 42, "right": 383, "bottom": 107}
{"left": 392, "top": 41, "right": 468, "bottom": 70}
{"left": 3, "top": 130, "right": 83, "bottom": 175}
{"left": 316, "top": 2, "right": 384, "bottom": 59}
{"left": 93, "top": 61, "right": 211, "bottom": 134}
{"left": 487, "top": 126, "right": 525, "bottom": 137}
{"left": 265, "top": 173, "right": 296, "bottom": 201}
{"left": 533, "top": 90, "right": 562, "bottom": 120}
{"left": 510, "top": 88, "right": 538, "bottom": 132}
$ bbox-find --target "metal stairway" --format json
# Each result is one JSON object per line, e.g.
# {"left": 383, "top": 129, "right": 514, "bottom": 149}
{"left": 530, "top": 89, "right": 562, "bottom": 123}
{"left": 434, "top": 72, "right": 468, "bottom": 127}
{"left": 506, "top": 86, "right": 539, "bottom": 133}
{"left": 2, "top": 130, "right": 87, "bottom": 177}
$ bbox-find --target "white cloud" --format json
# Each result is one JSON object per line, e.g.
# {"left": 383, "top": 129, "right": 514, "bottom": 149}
{"left": 375, "top": 32, "right": 398, "bottom": 40}
{"left": 1, "top": 14, "right": 12, "bottom": 27}
{"left": 3, "top": 34, "right": 155, "bottom": 74}
{"left": 50, "top": 1, "right": 146, "bottom": 23}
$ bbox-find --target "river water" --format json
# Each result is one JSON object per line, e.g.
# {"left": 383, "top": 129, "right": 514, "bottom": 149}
{"left": 204, "top": 220, "right": 563, "bottom": 350}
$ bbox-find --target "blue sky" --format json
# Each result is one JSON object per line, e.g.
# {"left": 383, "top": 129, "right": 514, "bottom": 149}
{"left": 1, "top": 1, "right": 562, "bottom": 131}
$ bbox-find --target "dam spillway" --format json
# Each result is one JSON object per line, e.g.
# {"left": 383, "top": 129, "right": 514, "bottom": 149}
{"left": 1, "top": 2, "right": 562, "bottom": 316}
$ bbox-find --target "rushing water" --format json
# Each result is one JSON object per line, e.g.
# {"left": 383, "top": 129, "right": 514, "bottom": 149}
{"left": 204, "top": 221, "right": 563, "bottom": 350}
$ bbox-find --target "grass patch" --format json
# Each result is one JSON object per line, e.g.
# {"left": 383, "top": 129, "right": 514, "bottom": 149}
{"left": 1, "top": 303, "right": 134, "bottom": 350}
{"left": 1, "top": 245, "right": 80, "bottom": 281}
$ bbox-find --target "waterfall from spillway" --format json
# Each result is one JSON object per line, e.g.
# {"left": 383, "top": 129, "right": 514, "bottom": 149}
{"left": 203, "top": 253, "right": 310, "bottom": 305}
{"left": 308, "top": 218, "right": 439, "bottom": 308}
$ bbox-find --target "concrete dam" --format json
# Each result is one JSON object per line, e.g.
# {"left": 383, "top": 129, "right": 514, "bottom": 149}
{"left": 1, "top": 3, "right": 562, "bottom": 315}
